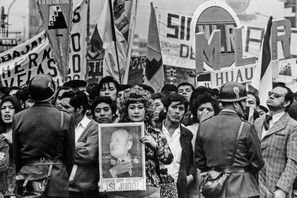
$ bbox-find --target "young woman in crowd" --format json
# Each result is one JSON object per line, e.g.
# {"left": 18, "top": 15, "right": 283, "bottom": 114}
{"left": 0, "top": 96, "right": 22, "bottom": 196}
{"left": 108, "top": 85, "right": 173, "bottom": 198}
{"left": 187, "top": 93, "right": 220, "bottom": 147}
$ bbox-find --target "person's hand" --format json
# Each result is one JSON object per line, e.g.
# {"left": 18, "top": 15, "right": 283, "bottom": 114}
{"left": 199, "top": 109, "right": 213, "bottom": 123}
{"left": 274, "top": 189, "right": 286, "bottom": 198}
{"left": 0, "top": 133, "right": 12, "bottom": 144}
{"left": 186, "top": 175, "right": 194, "bottom": 186}
{"left": 109, "top": 161, "right": 133, "bottom": 178}
{"left": 140, "top": 135, "right": 157, "bottom": 149}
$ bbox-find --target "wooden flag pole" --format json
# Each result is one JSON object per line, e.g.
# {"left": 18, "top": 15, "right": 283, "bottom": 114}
{"left": 108, "top": 0, "right": 122, "bottom": 84}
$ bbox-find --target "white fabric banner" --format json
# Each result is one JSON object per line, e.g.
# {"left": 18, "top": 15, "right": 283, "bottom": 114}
{"left": 68, "top": 0, "right": 88, "bottom": 81}
{"left": 0, "top": 31, "right": 63, "bottom": 87}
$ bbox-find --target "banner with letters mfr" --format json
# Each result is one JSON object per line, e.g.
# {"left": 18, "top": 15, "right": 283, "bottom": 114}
{"left": 157, "top": 10, "right": 195, "bottom": 69}
{"left": 68, "top": 0, "right": 88, "bottom": 81}
{"left": 0, "top": 31, "right": 63, "bottom": 87}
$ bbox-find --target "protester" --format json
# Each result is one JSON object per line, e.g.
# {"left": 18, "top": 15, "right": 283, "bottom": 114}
{"left": 0, "top": 96, "right": 22, "bottom": 196}
{"left": 158, "top": 93, "right": 196, "bottom": 198}
{"left": 12, "top": 74, "right": 75, "bottom": 198}
{"left": 8, "top": 87, "right": 21, "bottom": 97}
{"left": 196, "top": 81, "right": 264, "bottom": 198}
{"left": 187, "top": 92, "right": 220, "bottom": 148}
{"left": 98, "top": 76, "right": 120, "bottom": 102}
{"left": 243, "top": 91, "right": 260, "bottom": 122}
{"left": 0, "top": 138, "right": 9, "bottom": 198}
{"left": 108, "top": 85, "right": 173, "bottom": 198}
{"left": 60, "top": 91, "right": 99, "bottom": 198}
{"left": 15, "top": 86, "right": 34, "bottom": 109}
{"left": 161, "top": 84, "right": 177, "bottom": 96}
{"left": 115, "top": 84, "right": 132, "bottom": 121}
{"left": 91, "top": 96, "right": 117, "bottom": 124}
{"left": 63, "top": 80, "right": 88, "bottom": 95}
{"left": 254, "top": 84, "right": 297, "bottom": 198}
{"left": 151, "top": 92, "right": 166, "bottom": 126}
{"left": 53, "top": 86, "right": 72, "bottom": 110}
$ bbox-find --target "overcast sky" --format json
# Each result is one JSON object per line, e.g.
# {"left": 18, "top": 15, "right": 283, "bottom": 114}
{"left": 0, "top": 0, "right": 290, "bottom": 39}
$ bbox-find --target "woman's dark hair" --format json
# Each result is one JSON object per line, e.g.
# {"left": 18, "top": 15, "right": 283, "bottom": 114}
{"left": 190, "top": 93, "right": 220, "bottom": 124}
{"left": 119, "top": 85, "right": 153, "bottom": 125}
{"left": 0, "top": 96, "right": 22, "bottom": 133}
{"left": 90, "top": 96, "right": 117, "bottom": 118}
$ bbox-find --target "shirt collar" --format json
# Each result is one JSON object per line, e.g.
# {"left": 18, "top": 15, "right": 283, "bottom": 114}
{"left": 78, "top": 115, "right": 91, "bottom": 129}
{"left": 162, "top": 121, "right": 181, "bottom": 137}
{"left": 271, "top": 111, "right": 285, "bottom": 124}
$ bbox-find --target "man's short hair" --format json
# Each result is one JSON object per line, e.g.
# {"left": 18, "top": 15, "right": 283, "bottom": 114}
{"left": 118, "top": 84, "right": 132, "bottom": 92}
{"left": 177, "top": 82, "right": 194, "bottom": 91}
{"left": 63, "top": 80, "right": 87, "bottom": 89}
{"left": 164, "top": 93, "right": 188, "bottom": 111}
{"left": 151, "top": 92, "right": 166, "bottom": 106}
{"left": 91, "top": 96, "right": 117, "bottom": 117}
{"left": 98, "top": 76, "right": 120, "bottom": 94}
{"left": 61, "top": 91, "right": 89, "bottom": 114}
{"left": 247, "top": 91, "right": 260, "bottom": 106}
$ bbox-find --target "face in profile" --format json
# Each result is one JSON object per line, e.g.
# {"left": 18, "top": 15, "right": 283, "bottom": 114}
{"left": 110, "top": 129, "right": 133, "bottom": 159}
{"left": 153, "top": 98, "right": 164, "bottom": 121}
{"left": 1, "top": 101, "right": 15, "bottom": 124}
{"left": 128, "top": 103, "right": 145, "bottom": 122}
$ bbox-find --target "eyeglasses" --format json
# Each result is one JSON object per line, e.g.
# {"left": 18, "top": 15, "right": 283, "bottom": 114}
{"left": 268, "top": 91, "right": 285, "bottom": 98}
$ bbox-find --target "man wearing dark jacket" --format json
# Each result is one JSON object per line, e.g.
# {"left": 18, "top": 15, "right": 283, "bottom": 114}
{"left": 196, "top": 82, "right": 264, "bottom": 198}
{"left": 158, "top": 93, "right": 196, "bottom": 198}
{"left": 13, "top": 74, "right": 75, "bottom": 198}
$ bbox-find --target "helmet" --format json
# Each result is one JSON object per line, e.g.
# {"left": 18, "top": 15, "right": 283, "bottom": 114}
{"left": 29, "top": 74, "right": 56, "bottom": 102}
{"left": 219, "top": 82, "right": 247, "bottom": 102}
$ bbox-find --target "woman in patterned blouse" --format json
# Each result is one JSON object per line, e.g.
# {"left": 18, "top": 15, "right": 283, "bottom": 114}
{"left": 108, "top": 85, "right": 173, "bottom": 198}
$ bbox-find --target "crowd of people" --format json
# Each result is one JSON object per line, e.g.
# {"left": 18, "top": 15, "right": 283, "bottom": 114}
{"left": 0, "top": 74, "right": 297, "bottom": 198}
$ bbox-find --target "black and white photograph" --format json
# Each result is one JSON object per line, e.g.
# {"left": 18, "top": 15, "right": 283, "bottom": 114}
{"left": 99, "top": 122, "right": 146, "bottom": 192}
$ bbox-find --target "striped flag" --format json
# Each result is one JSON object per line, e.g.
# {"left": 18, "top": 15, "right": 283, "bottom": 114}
{"left": 250, "top": 16, "right": 273, "bottom": 106}
{"left": 144, "top": 3, "right": 164, "bottom": 91}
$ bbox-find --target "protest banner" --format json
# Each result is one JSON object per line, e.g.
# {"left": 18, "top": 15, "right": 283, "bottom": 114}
{"left": 68, "top": 0, "right": 88, "bottom": 81}
{"left": 37, "top": 0, "right": 72, "bottom": 81}
{"left": 99, "top": 122, "right": 146, "bottom": 192}
{"left": 0, "top": 31, "right": 63, "bottom": 87}
{"left": 158, "top": 10, "right": 195, "bottom": 70}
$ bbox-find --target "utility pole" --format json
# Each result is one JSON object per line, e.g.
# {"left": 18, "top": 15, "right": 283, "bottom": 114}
{"left": 1, "top": 6, "right": 7, "bottom": 37}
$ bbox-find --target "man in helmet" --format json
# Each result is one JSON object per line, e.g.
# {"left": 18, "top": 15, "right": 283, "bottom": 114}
{"left": 195, "top": 81, "right": 264, "bottom": 198}
{"left": 12, "top": 74, "right": 75, "bottom": 198}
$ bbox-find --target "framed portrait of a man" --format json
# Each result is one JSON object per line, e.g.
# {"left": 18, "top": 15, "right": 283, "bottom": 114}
{"left": 98, "top": 122, "right": 146, "bottom": 192}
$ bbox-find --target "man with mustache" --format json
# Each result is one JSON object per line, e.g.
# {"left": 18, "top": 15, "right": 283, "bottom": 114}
{"left": 102, "top": 128, "right": 142, "bottom": 178}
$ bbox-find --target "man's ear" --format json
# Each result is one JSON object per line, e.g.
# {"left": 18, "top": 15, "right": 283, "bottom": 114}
{"left": 77, "top": 105, "right": 84, "bottom": 115}
{"left": 127, "top": 141, "right": 133, "bottom": 150}
{"left": 283, "top": 100, "right": 290, "bottom": 109}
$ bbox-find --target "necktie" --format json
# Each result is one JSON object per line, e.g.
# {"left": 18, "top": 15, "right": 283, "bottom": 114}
{"left": 263, "top": 115, "right": 272, "bottom": 131}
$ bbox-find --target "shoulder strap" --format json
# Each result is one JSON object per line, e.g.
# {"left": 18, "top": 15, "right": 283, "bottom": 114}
{"left": 60, "top": 111, "right": 64, "bottom": 129}
{"left": 231, "top": 121, "right": 244, "bottom": 165}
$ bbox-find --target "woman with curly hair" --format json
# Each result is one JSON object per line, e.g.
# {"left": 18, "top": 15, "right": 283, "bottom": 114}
{"left": 108, "top": 85, "right": 173, "bottom": 198}
{"left": 0, "top": 96, "right": 22, "bottom": 196}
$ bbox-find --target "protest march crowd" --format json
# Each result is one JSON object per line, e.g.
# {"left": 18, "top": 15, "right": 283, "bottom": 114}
{"left": 0, "top": 73, "right": 296, "bottom": 198}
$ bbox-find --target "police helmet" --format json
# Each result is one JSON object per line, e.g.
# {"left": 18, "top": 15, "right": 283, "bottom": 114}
{"left": 29, "top": 74, "right": 56, "bottom": 102}
{"left": 219, "top": 82, "right": 247, "bottom": 102}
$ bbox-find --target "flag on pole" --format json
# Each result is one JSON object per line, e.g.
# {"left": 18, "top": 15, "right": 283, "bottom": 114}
{"left": 144, "top": 3, "right": 164, "bottom": 91}
{"left": 36, "top": 0, "right": 72, "bottom": 82}
{"left": 250, "top": 16, "right": 273, "bottom": 106}
{"left": 97, "top": 0, "right": 127, "bottom": 83}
